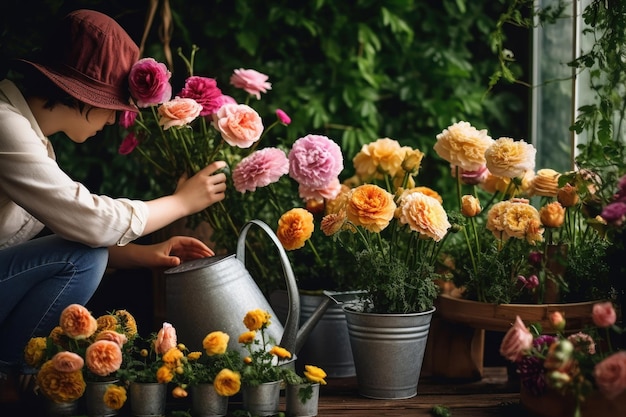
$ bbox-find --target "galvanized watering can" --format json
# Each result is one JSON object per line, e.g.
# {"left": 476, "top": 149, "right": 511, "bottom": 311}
{"left": 163, "top": 220, "right": 334, "bottom": 357}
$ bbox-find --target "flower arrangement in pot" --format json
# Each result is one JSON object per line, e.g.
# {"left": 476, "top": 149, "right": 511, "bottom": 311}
{"left": 282, "top": 364, "right": 328, "bottom": 416}
{"left": 23, "top": 304, "right": 136, "bottom": 411}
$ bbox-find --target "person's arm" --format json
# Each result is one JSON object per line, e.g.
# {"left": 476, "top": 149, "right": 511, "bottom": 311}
{"left": 107, "top": 236, "right": 214, "bottom": 270}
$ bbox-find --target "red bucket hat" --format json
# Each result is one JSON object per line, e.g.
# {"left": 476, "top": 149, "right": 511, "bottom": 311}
{"left": 19, "top": 9, "right": 139, "bottom": 112}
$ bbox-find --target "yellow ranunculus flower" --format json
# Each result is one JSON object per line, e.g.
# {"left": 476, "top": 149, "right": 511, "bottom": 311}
{"left": 303, "top": 365, "right": 327, "bottom": 385}
{"left": 187, "top": 351, "right": 202, "bottom": 361}
{"left": 24, "top": 337, "right": 47, "bottom": 367}
{"left": 238, "top": 331, "right": 256, "bottom": 344}
{"left": 353, "top": 138, "right": 405, "bottom": 180}
{"left": 276, "top": 208, "right": 314, "bottom": 250}
{"left": 156, "top": 365, "right": 174, "bottom": 383}
{"left": 243, "top": 309, "right": 271, "bottom": 331}
{"left": 203, "top": 331, "right": 230, "bottom": 356}
{"left": 532, "top": 168, "right": 561, "bottom": 197}
{"left": 213, "top": 369, "right": 241, "bottom": 396}
{"left": 162, "top": 346, "right": 184, "bottom": 368}
{"left": 269, "top": 346, "right": 292, "bottom": 359}
{"left": 103, "top": 385, "right": 127, "bottom": 410}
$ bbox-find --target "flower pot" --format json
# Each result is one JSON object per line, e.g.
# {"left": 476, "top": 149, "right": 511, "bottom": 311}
{"left": 84, "top": 380, "right": 119, "bottom": 417}
{"left": 271, "top": 290, "right": 356, "bottom": 378}
{"left": 520, "top": 385, "right": 626, "bottom": 417}
{"left": 285, "top": 383, "right": 320, "bottom": 417}
{"left": 343, "top": 305, "right": 435, "bottom": 399}
{"left": 129, "top": 382, "right": 166, "bottom": 417}
{"left": 190, "top": 383, "right": 228, "bottom": 417}
{"left": 44, "top": 398, "right": 79, "bottom": 417}
{"left": 241, "top": 381, "right": 281, "bottom": 416}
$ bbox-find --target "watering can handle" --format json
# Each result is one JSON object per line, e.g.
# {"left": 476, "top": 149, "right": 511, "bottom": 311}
{"left": 236, "top": 220, "right": 301, "bottom": 355}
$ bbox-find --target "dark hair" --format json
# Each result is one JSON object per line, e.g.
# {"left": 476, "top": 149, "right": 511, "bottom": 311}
{"left": 18, "top": 67, "right": 90, "bottom": 115}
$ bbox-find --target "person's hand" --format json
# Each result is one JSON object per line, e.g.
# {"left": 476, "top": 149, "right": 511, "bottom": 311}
{"left": 174, "top": 161, "right": 228, "bottom": 214}
{"left": 150, "top": 236, "right": 215, "bottom": 268}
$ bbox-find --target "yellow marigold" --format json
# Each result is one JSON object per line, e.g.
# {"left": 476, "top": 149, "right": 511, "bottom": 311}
{"left": 353, "top": 138, "right": 405, "bottom": 180}
{"left": 114, "top": 309, "right": 138, "bottom": 338}
{"left": 24, "top": 337, "right": 47, "bottom": 367}
{"left": 346, "top": 184, "right": 396, "bottom": 233}
{"left": 103, "top": 384, "right": 127, "bottom": 410}
{"left": 532, "top": 168, "right": 561, "bottom": 197}
{"left": 96, "top": 315, "right": 118, "bottom": 333}
{"left": 36, "top": 360, "right": 86, "bottom": 403}
{"left": 325, "top": 184, "right": 351, "bottom": 215}
{"left": 59, "top": 304, "right": 98, "bottom": 340}
{"left": 269, "top": 346, "right": 292, "bottom": 359}
{"left": 401, "top": 148, "right": 424, "bottom": 174}
{"left": 398, "top": 192, "right": 451, "bottom": 242}
{"left": 540, "top": 202, "right": 565, "bottom": 228}
{"left": 162, "top": 347, "right": 184, "bottom": 368}
{"left": 238, "top": 331, "right": 256, "bottom": 344}
{"left": 203, "top": 331, "right": 230, "bottom": 356}
{"left": 557, "top": 183, "right": 580, "bottom": 207}
{"left": 484, "top": 137, "right": 536, "bottom": 179}
{"left": 243, "top": 309, "right": 271, "bottom": 331}
{"left": 461, "top": 195, "right": 482, "bottom": 218}
{"left": 213, "top": 369, "right": 241, "bottom": 396}
{"left": 156, "top": 365, "right": 174, "bottom": 383}
{"left": 303, "top": 365, "right": 327, "bottom": 385}
{"left": 187, "top": 351, "right": 202, "bottom": 361}
{"left": 434, "top": 121, "right": 494, "bottom": 171}
{"left": 276, "top": 208, "right": 314, "bottom": 250}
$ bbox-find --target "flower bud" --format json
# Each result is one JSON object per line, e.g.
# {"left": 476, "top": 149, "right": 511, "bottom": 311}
{"left": 557, "top": 183, "right": 579, "bottom": 207}
{"left": 549, "top": 311, "right": 566, "bottom": 332}
{"left": 401, "top": 149, "right": 424, "bottom": 174}
{"left": 526, "top": 275, "right": 539, "bottom": 289}
{"left": 461, "top": 195, "right": 482, "bottom": 217}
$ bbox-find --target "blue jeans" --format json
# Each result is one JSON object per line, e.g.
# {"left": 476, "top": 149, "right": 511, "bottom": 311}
{"left": 0, "top": 235, "right": 108, "bottom": 372}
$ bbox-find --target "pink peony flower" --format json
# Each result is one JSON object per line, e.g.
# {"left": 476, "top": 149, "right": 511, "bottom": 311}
{"left": 232, "top": 148, "right": 289, "bottom": 193}
{"left": 59, "top": 304, "right": 98, "bottom": 340}
{"left": 593, "top": 351, "right": 626, "bottom": 399}
{"left": 178, "top": 76, "right": 223, "bottom": 116}
{"left": 592, "top": 302, "right": 617, "bottom": 328}
{"left": 214, "top": 95, "right": 237, "bottom": 110}
{"left": 118, "top": 132, "right": 139, "bottom": 155}
{"left": 298, "top": 178, "right": 342, "bottom": 201}
{"left": 52, "top": 351, "right": 84, "bottom": 373}
{"left": 275, "top": 109, "right": 291, "bottom": 125}
{"left": 229, "top": 68, "right": 272, "bottom": 100}
{"left": 157, "top": 97, "right": 203, "bottom": 130}
{"left": 213, "top": 103, "right": 263, "bottom": 148}
{"left": 155, "top": 322, "right": 177, "bottom": 355}
{"left": 128, "top": 58, "right": 172, "bottom": 107}
{"left": 85, "top": 340, "right": 123, "bottom": 377}
{"left": 119, "top": 110, "right": 137, "bottom": 129}
{"left": 288, "top": 134, "right": 344, "bottom": 189}
{"left": 500, "top": 316, "right": 534, "bottom": 362}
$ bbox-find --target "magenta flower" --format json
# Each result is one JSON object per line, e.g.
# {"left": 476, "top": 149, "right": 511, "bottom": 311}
{"left": 526, "top": 275, "right": 539, "bottom": 289}
{"left": 128, "top": 58, "right": 172, "bottom": 107}
{"left": 118, "top": 133, "right": 139, "bottom": 155}
{"left": 288, "top": 134, "right": 343, "bottom": 189}
{"left": 232, "top": 148, "right": 289, "bottom": 193}
{"left": 230, "top": 68, "right": 272, "bottom": 100}
{"left": 601, "top": 201, "right": 626, "bottom": 226}
{"left": 275, "top": 109, "right": 291, "bottom": 125}
{"left": 178, "top": 76, "right": 223, "bottom": 116}
{"left": 119, "top": 110, "right": 137, "bottom": 129}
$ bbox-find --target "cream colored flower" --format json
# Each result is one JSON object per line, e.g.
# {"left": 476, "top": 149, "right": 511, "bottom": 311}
{"left": 484, "top": 137, "right": 536, "bottom": 178}
{"left": 461, "top": 195, "right": 482, "bottom": 217}
{"left": 499, "top": 200, "right": 544, "bottom": 244}
{"left": 531, "top": 168, "right": 561, "bottom": 197}
{"left": 398, "top": 192, "right": 450, "bottom": 242}
{"left": 401, "top": 147, "right": 425, "bottom": 174}
{"left": 353, "top": 138, "right": 406, "bottom": 180}
{"left": 486, "top": 200, "right": 513, "bottom": 240}
{"left": 433, "top": 121, "right": 494, "bottom": 171}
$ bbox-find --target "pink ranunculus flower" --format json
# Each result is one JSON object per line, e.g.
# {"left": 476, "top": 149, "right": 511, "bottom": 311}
{"left": 52, "top": 351, "right": 84, "bottom": 373}
{"left": 299, "top": 178, "right": 342, "bottom": 201}
{"left": 499, "top": 316, "right": 533, "bottom": 362}
{"left": 96, "top": 330, "right": 128, "bottom": 347}
{"left": 229, "top": 68, "right": 272, "bottom": 100}
{"left": 157, "top": 97, "right": 203, "bottom": 130}
{"left": 128, "top": 58, "right": 172, "bottom": 107}
{"left": 59, "top": 304, "right": 98, "bottom": 340}
{"left": 275, "top": 109, "right": 291, "bottom": 125}
{"left": 214, "top": 95, "right": 237, "bottom": 111}
{"left": 85, "top": 340, "right": 123, "bottom": 377}
{"left": 213, "top": 103, "right": 263, "bottom": 148}
{"left": 178, "top": 76, "right": 223, "bottom": 116}
{"left": 155, "top": 322, "right": 177, "bottom": 355}
{"left": 232, "top": 147, "right": 289, "bottom": 193}
{"left": 593, "top": 351, "right": 626, "bottom": 399}
{"left": 288, "top": 134, "right": 344, "bottom": 189}
{"left": 119, "top": 110, "right": 137, "bottom": 129}
{"left": 592, "top": 302, "right": 617, "bottom": 328}
{"left": 118, "top": 132, "right": 139, "bottom": 155}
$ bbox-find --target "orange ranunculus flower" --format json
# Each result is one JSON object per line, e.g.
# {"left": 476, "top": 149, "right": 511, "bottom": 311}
{"left": 96, "top": 330, "right": 128, "bottom": 347}
{"left": 52, "top": 351, "right": 84, "bottom": 373}
{"left": 114, "top": 309, "right": 138, "bottom": 338}
{"left": 187, "top": 351, "right": 202, "bottom": 361}
{"left": 243, "top": 309, "right": 271, "bottom": 331}
{"left": 434, "top": 121, "right": 494, "bottom": 171}
{"left": 269, "top": 346, "right": 292, "bottom": 359}
{"left": 346, "top": 184, "right": 396, "bottom": 233}
{"left": 36, "top": 360, "right": 86, "bottom": 403}
{"left": 353, "top": 138, "right": 406, "bottom": 180}
{"left": 540, "top": 201, "right": 565, "bottom": 228}
{"left": 155, "top": 322, "right": 177, "bottom": 355}
{"left": 85, "top": 340, "right": 123, "bottom": 377}
{"left": 276, "top": 208, "right": 314, "bottom": 250}
{"left": 158, "top": 97, "right": 202, "bottom": 130}
{"left": 213, "top": 369, "right": 241, "bottom": 396}
{"left": 59, "top": 304, "right": 98, "bottom": 340}
{"left": 24, "top": 337, "right": 47, "bottom": 367}
{"left": 461, "top": 195, "right": 482, "bottom": 217}
{"left": 399, "top": 192, "right": 451, "bottom": 242}
{"left": 103, "top": 384, "right": 127, "bottom": 410}
{"left": 238, "top": 331, "right": 256, "bottom": 344}
{"left": 321, "top": 211, "right": 348, "bottom": 236}
{"left": 156, "top": 365, "right": 174, "bottom": 383}
{"left": 203, "top": 331, "right": 230, "bottom": 356}
{"left": 485, "top": 137, "right": 536, "bottom": 179}
{"left": 214, "top": 103, "right": 264, "bottom": 148}
{"left": 304, "top": 365, "right": 327, "bottom": 385}
{"left": 532, "top": 168, "right": 561, "bottom": 197}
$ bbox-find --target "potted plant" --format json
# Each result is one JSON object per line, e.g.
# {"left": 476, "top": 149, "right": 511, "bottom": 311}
{"left": 282, "top": 364, "right": 327, "bottom": 417}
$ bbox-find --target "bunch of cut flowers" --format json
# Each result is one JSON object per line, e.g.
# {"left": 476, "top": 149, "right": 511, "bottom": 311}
{"left": 23, "top": 304, "right": 136, "bottom": 409}
{"left": 433, "top": 120, "right": 613, "bottom": 305}
{"left": 316, "top": 137, "right": 452, "bottom": 314}
{"left": 118, "top": 45, "right": 350, "bottom": 293}
{"left": 500, "top": 301, "right": 626, "bottom": 416}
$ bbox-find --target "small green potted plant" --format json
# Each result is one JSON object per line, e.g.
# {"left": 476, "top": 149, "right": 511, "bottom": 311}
{"left": 282, "top": 364, "right": 327, "bottom": 417}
